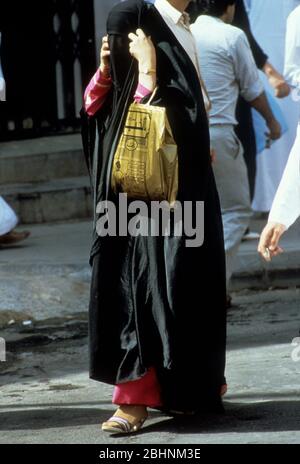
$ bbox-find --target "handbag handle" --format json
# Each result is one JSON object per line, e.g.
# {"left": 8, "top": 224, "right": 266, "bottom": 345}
{"left": 131, "top": 86, "right": 158, "bottom": 107}
{"left": 145, "top": 87, "right": 158, "bottom": 106}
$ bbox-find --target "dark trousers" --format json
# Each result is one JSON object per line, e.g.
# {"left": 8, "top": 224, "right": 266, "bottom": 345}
{"left": 235, "top": 97, "right": 257, "bottom": 201}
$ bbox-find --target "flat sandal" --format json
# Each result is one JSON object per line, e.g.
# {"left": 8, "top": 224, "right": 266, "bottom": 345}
{"left": 101, "top": 414, "right": 147, "bottom": 435}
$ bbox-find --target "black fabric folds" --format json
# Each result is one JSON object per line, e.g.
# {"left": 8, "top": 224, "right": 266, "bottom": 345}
{"left": 233, "top": 0, "right": 268, "bottom": 70}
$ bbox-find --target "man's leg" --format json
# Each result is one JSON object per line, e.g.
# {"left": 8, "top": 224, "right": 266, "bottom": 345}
{"left": 210, "top": 125, "right": 253, "bottom": 287}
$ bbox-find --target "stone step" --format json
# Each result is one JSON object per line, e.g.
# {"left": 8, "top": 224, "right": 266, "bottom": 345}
{"left": 0, "top": 134, "right": 88, "bottom": 184}
{"left": 0, "top": 177, "right": 92, "bottom": 224}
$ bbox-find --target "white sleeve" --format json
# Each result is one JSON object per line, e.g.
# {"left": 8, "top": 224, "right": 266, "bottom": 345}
{"left": 284, "top": 7, "right": 300, "bottom": 89}
{"left": 0, "top": 32, "right": 5, "bottom": 101}
{"left": 268, "top": 127, "right": 300, "bottom": 229}
{"left": 232, "top": 32, "right": 264, "bottom": 102}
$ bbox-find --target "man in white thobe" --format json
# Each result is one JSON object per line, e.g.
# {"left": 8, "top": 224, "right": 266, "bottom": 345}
{"left": 246, "top": 0, "right": 300, "bottom": 212}
{"left": 258, "top": 4, "right": 300, "bottom": 261}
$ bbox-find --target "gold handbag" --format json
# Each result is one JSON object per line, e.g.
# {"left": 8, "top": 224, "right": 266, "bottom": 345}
{"left": 111, "top": 89, "right": 178, "bottom": 206}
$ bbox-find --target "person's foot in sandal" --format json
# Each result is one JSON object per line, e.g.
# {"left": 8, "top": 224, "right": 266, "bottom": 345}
{"left": 102, "top": 405, "right": 148, "bottom": 434}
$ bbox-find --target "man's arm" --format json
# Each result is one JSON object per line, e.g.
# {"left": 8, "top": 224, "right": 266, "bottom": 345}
{"left": 233, "top": 32, "right": 281, "bottom": 141}
{"left": 249, "top": 93, "right": 281, "bottom": 141}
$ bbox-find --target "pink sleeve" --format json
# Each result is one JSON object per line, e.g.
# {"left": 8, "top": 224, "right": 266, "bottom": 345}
{"left": 134, "top": 82, "right": 152, "bottom": 103}
{"left": 84, "top": 68, "right": 112, "bottom": 116}
{"left": 84, "top": 69, "right": 152, "bottom": 116}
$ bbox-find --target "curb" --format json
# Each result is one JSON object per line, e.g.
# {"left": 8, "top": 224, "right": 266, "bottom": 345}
{"left": 231, "top": 267, "right": 300, "bottom": 291}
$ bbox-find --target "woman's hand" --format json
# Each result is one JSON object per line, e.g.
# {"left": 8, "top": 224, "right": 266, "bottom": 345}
{"left": 258, "top": 222, "right": 286, "bottom": 261}
{"left": 128, "top": 29, "right": 156, "bottom": 73}
{"left": 128, "top": 29, "right": 157, "bottom": 92}
{"left": 100, "top": 35, "right": 110, "bottom": 78}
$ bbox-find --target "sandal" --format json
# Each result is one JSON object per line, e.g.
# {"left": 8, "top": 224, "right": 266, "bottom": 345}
{"left": 102, "top": 408, "right": 148, "bottom": 435}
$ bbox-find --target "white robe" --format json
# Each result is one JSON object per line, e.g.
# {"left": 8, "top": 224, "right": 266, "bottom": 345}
{"left": 244, "top": 0, "right": 300, "bottom": 212}
{"left": 0, "top": 32, "right": 5, "bottom": 101}
{"left": 0, "top": 197, "right": 18, "bottom": 236}
{"left": 268, "top": 5, "right": 300, "bottom": 229}
{"left": 269, "top": 125, "right": 300, "bottom": 228}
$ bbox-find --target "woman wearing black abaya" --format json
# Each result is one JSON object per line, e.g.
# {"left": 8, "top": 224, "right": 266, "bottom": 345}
{"left": 82, "top": 0, "right": 227, "bottom": 434}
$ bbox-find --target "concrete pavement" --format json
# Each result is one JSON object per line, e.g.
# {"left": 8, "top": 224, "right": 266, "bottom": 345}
{"left": 0, "top": 217, "right": 299, "bottom": 444}
{"left": 0, "top": 288, "right": 300, "bottom": 444}
{"left": 0, "top": 216, "right": 299, "bottom": 322}
{"left": 0, "top": 216, "right": 299, "bottom": 292}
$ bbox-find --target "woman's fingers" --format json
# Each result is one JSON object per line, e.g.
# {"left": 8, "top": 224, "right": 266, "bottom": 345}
{"left": 100, "top": 36, "right": 110, "bottom": 54}
{"left": 136, "top": 28, "right": 146, "bottom": 39}
{"left": 128, "top": 32, "right": 138, "bottom": 42}
{"left": 129, "top": 29, "right": 146, "bottom": 39}
{"left": 128, "top": 28, "right": 156, "bottom": 69}
{"left": 100, "top": 35, "right": 111, "bottom": 74}
{"left": 101, "top": 36, "right": 109, "bottom": 52}
{"left": 128, "top": 29, "right": 150, "bottom": 43}
{"left": 128, "top": 30, "right": 147, "bottom": 58}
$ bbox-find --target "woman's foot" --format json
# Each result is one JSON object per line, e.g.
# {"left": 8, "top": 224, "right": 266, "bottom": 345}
{"left": 102, "top": 405, "right": 148, "bottom": 434}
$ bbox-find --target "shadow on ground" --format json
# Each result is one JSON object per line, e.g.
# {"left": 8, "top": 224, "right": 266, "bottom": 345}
{"left": 0, "top": 400, "right": 299, "bottom": 436}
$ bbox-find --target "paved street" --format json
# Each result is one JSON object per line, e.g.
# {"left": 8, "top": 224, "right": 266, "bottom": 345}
{"left": 0, "top": 220, "right": 300, "bottom": 444}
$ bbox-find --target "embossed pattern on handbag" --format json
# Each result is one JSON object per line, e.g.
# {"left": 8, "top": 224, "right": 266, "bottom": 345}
{"left": 111, "top": 90, "right": 178, "bottom": 206}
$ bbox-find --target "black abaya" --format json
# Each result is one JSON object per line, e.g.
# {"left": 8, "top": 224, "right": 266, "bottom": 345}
{"left": 83, "top": 0, "right": 227, "bottom": 414}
